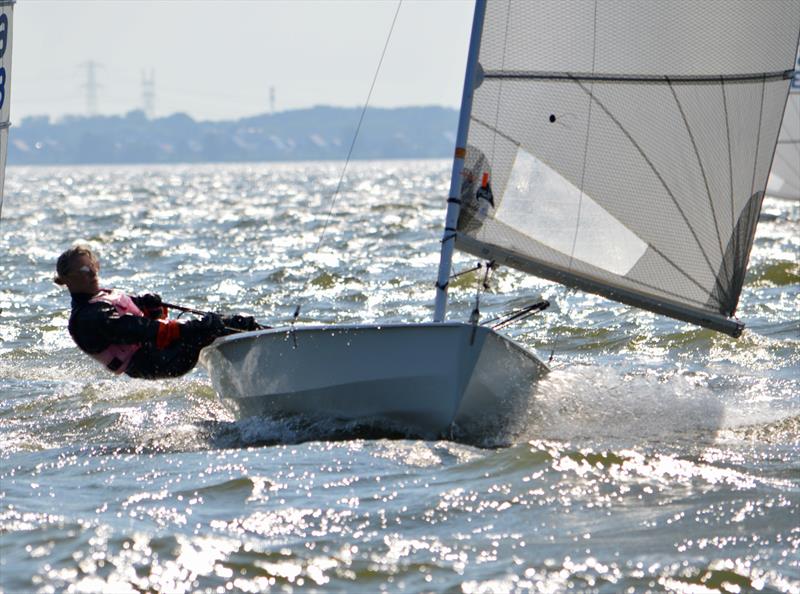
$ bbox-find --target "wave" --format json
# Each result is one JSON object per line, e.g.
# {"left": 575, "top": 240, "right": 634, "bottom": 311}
{"left": 4, "top": 359, "right": 798, "bottom": 456}
{"left": 747, "top": 260, "right": 800, "bottom": 287}
{"left": 722, "top": 414, "right": 800, "bottom": 445}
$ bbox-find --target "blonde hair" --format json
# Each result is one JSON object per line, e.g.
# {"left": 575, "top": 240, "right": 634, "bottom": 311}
{"left": 54, "top": 244, "right": 98, "bottom": 286}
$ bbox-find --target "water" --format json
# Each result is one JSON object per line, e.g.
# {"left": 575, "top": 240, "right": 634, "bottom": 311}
{"left": 1, "top": 161, "right": 798, "bottom": 593}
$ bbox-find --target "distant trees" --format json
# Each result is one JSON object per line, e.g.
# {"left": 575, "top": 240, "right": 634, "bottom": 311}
{"left": 9, "top": 106, "right": 458, "bottom": 165}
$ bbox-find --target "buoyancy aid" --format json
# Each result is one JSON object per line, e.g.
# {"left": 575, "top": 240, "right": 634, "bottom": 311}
{"left": 88, "top": 289, "right": 144, "bottom": 374}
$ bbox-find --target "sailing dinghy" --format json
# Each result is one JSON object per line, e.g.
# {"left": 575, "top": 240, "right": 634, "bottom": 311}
{"left": 201, "top": 0, "right": 800, "bottom": 438}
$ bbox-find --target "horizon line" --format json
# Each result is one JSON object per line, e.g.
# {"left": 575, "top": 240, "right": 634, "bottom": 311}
{"left": 13, "top": 104, "right": 461, "bottom": 126}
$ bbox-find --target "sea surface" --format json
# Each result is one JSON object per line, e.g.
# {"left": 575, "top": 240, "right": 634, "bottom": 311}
{"left": 0, "top": 160, "right": 798, "bottom": 593}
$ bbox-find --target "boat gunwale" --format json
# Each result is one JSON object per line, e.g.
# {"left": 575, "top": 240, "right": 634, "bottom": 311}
{"left": 206, "top": 321, "right": 494, "bottom": 348}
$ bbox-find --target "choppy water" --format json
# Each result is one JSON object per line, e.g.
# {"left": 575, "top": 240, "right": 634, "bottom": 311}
{"left": 1, "top": 161, "right": 798, "bottom": 593}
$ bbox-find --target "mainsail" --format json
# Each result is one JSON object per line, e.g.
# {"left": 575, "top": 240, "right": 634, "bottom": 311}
{"left": 767, "top": 50, "right": 800, "bottom": 200}
{"left": 453, "top": 1, "right": 800, "bottom": 337}
{"left": 0, "top": 1, "right": 13, "bottom": 204}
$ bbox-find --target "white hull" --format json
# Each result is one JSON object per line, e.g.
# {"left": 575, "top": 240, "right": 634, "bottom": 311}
{"left": 199, "top": 323, "right": 548, "bottom": 438}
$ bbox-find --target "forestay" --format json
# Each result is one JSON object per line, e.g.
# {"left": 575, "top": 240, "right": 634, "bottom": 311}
{"left": 767, "top": 50, "right": 800, "bottom": 201}
{"left": 454, "top": 1, "right": 800, "bottom": 336}
{"left": 0, "top": 1, "right": 13, "bottom": 203}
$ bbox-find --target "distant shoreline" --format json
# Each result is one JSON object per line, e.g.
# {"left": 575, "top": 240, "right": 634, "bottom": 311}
{"left": 7, "top": 156, "right": 453, "bottom": 170}
{"left": 8, "top": 106, "right": 459, "bottom": 167}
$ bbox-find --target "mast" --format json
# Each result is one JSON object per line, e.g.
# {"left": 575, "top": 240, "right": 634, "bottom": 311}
{"left": 433, "top": 0, "right": 487, "bottom": 323}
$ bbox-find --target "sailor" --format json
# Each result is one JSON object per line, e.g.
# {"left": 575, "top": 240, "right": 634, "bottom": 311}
{"left": 54, "top": 244, "right": 259, "bottom": 379}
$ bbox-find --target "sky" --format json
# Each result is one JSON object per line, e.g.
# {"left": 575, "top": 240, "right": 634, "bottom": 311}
{"left": 12, "top": 0, "right": 475, "bottom": 124}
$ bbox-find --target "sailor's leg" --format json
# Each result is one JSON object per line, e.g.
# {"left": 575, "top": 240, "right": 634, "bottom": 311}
{"left": 125, "top": 342, "right": 204, "bottom": 379}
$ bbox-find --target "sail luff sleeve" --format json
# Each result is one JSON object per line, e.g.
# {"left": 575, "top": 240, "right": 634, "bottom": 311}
{"left": 455, "top": 0, "right": 800, "bottom": 334}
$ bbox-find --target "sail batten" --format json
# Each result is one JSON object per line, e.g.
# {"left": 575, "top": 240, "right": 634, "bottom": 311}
{"left": 454, "top": 0, "right": 800, "bottom": 334}
{"left": 482, "top": 70, "right": 795, "bottom": 84}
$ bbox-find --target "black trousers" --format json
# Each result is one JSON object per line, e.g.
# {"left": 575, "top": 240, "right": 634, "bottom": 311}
{"left": 125, "top": 340, "right": 205, "bottom": 379}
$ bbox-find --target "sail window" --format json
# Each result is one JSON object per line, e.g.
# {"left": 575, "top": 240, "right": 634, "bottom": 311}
{"left": 494, "top": 147, "right": 647, "bottom": 276}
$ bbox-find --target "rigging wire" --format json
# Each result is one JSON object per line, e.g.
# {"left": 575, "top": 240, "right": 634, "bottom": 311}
{"left": 291, "top": 0, "right": 403, "bottom": 324}
{"left": 455, "top": 258, "right": 549, "bottom": 339}
{"left": 468, "top": 260, "right": 494, "bottom": 344}
{"left": 451, "top": 260, "right": 550, "bottom": 336}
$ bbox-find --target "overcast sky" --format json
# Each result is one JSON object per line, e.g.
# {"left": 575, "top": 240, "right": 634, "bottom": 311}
{"left": 12, "top": 0, "right": 474, "bottom": 123}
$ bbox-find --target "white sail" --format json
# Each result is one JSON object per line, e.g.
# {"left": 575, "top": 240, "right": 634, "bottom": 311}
{"left": 767, "top": 49, "right": 800, "bottom": 201}
{"left": 0, "top": 1, "right": 13, "bottom": 203}
{"left": 454, "top": 1, "right": 800, "bottom": 336}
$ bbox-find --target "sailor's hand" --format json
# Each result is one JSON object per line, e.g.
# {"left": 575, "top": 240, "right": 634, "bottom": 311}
{"left": 139, "top": 293, "right": 167, "bottom": 319}
{"left": 182, "top": 313, "right": 226, "bottom": 347}
{"left": 222, "top": 314, "right": 261, "bottom": 332}
{"left": 200, "top": 312, "right": 227, "bottom": 334}
{"left": 138, "top": 293, "right": 162, "bottom": 309}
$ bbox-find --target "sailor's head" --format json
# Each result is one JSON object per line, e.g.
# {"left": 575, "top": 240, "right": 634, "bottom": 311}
{"left": 54, "top": 244, "right": 100, "bottom": 294}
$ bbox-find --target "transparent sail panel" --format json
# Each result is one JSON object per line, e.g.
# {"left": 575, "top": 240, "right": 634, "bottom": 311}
{"left": 0, "top": 2, "right": 13, "bottom": 202}
{"left": 768, "top": 51, "right": 800, "bottom": 201}
{"left": 495, "top": 147, "right": 647, "bottom": 276}
{"left": 456, "top": 0, "right": 800, "bottom": 335}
